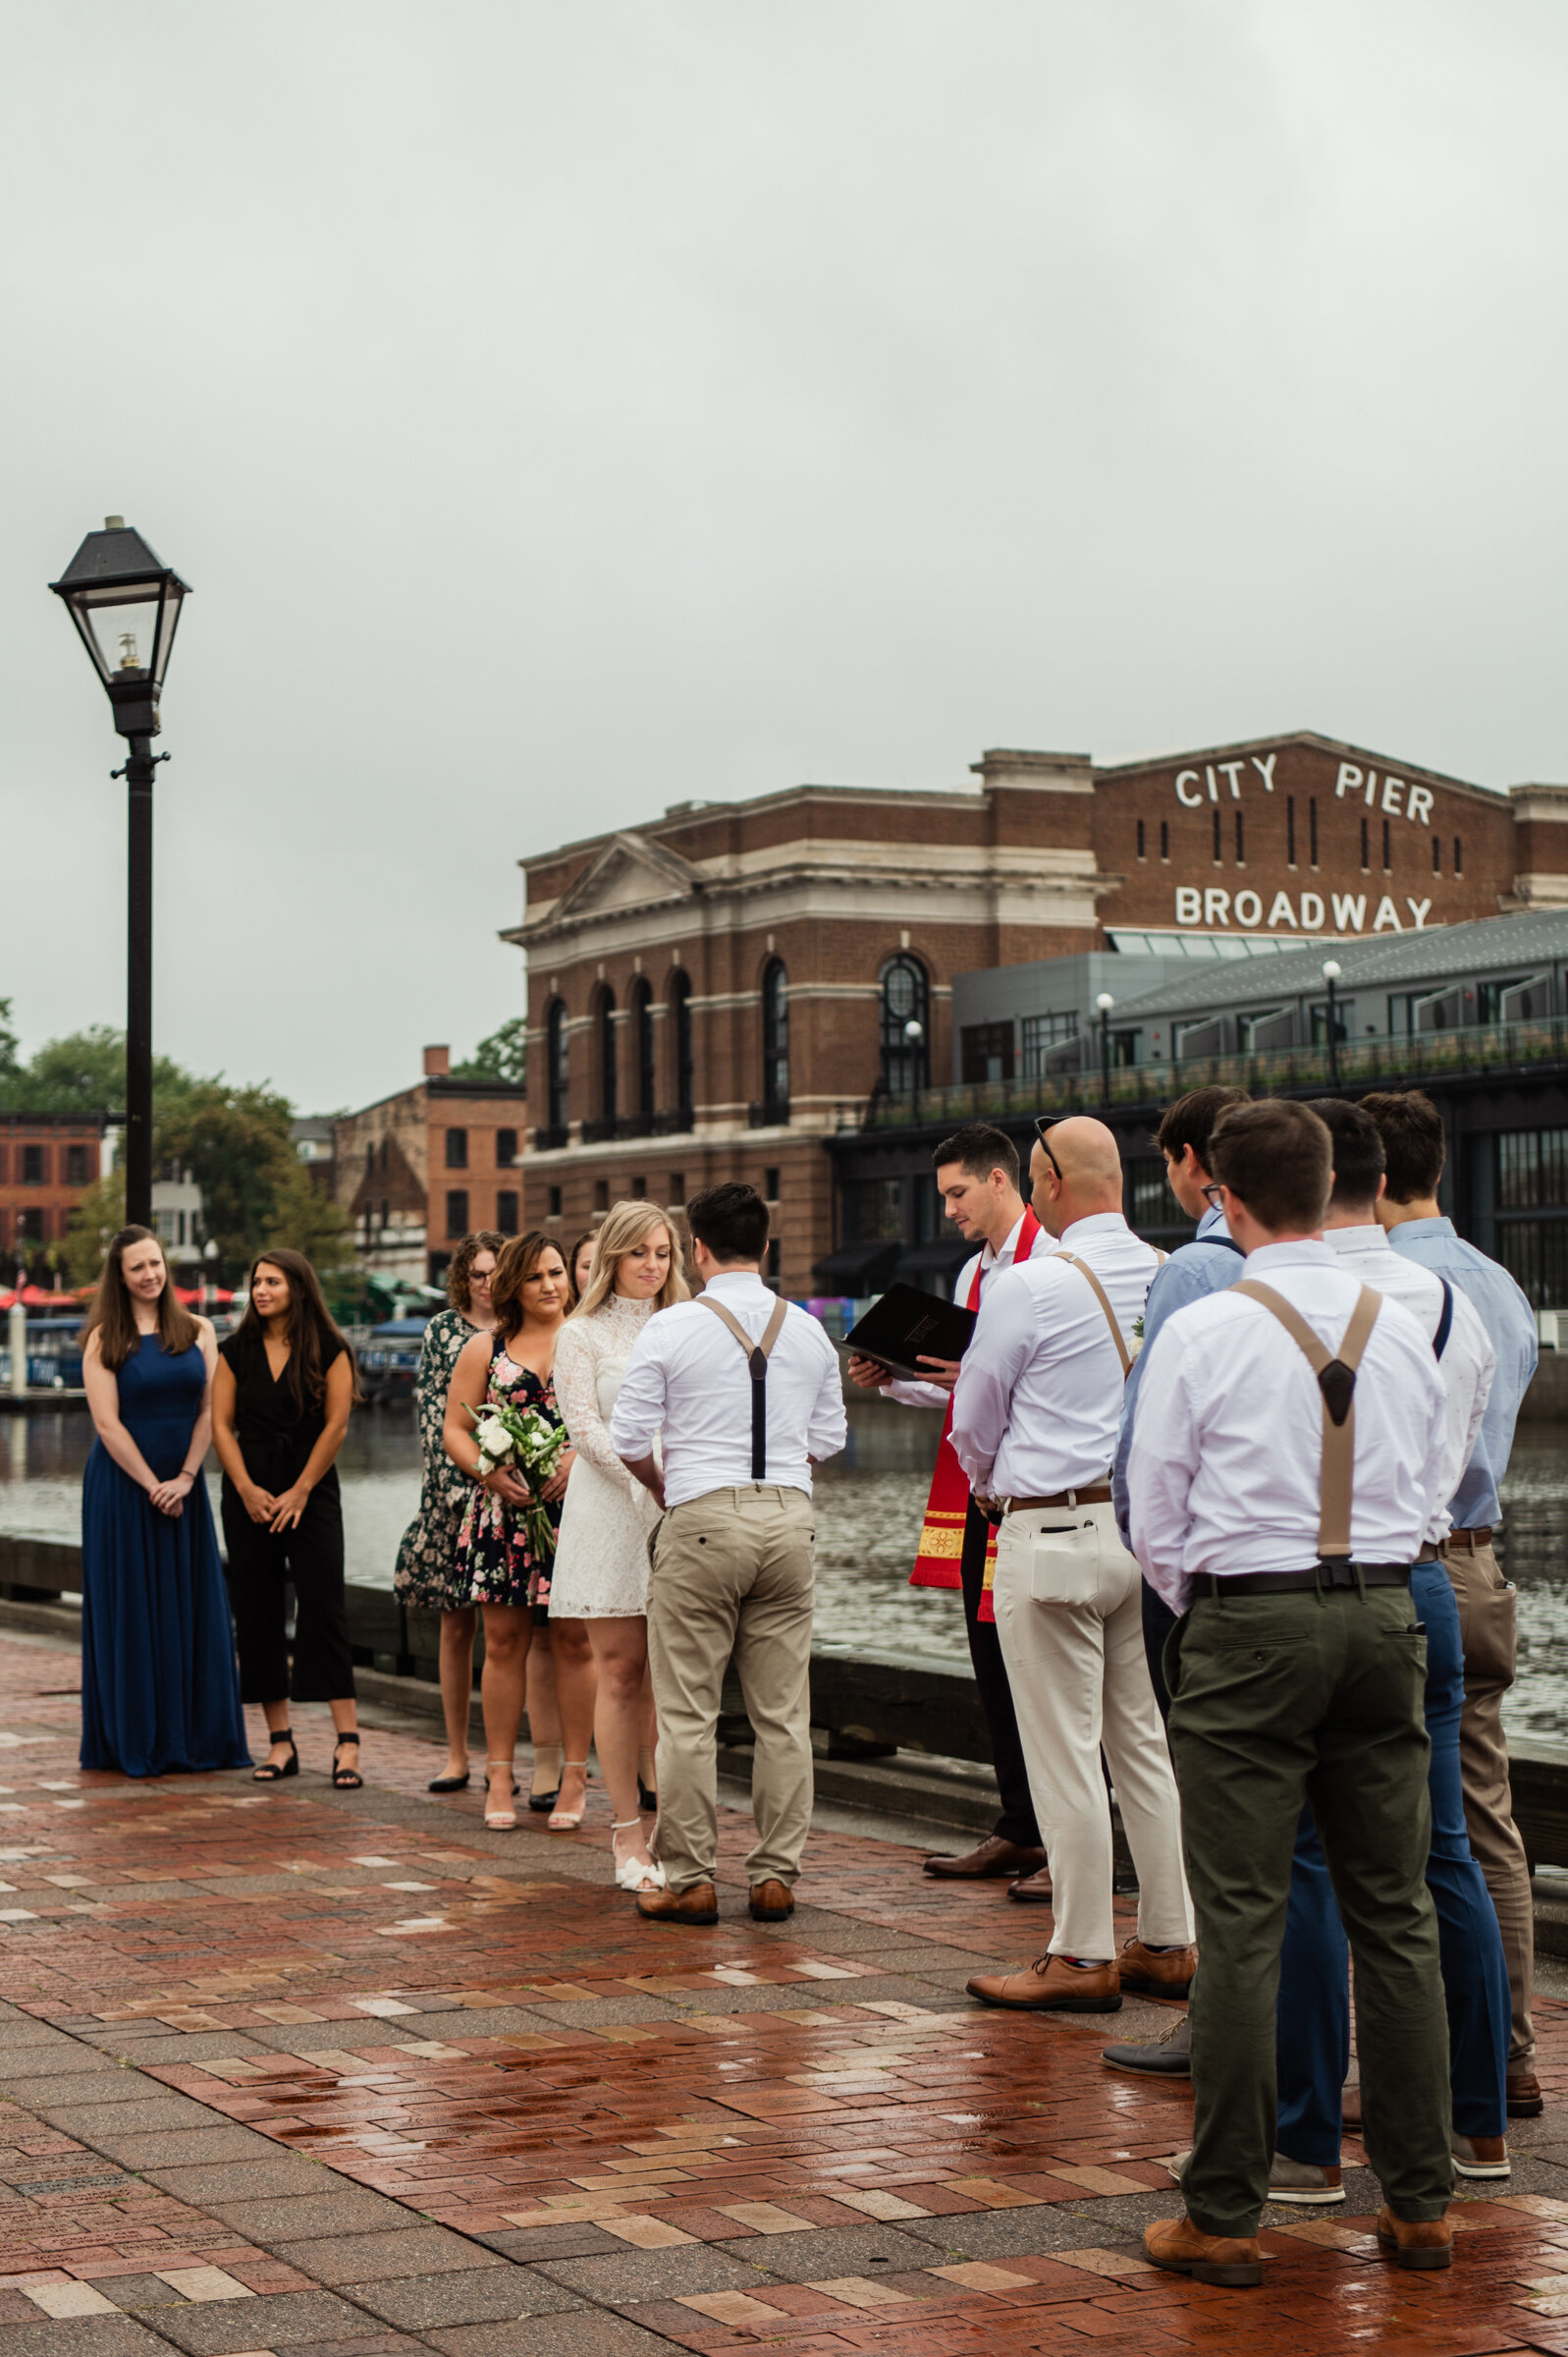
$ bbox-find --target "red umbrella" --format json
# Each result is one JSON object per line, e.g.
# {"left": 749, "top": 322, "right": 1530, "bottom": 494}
{"left": 20, "top": 1285, "right": 77, "bottom": 1308}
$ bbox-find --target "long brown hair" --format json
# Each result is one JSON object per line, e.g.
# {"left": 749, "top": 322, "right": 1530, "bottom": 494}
{"left": 490, "top": 1231, "right": 568, "bottom": 1343}
{"left": 82, "top": 1226, "right": 201, "bottom": 1373}
{"left": 236, "top": 1248, "right": 360, "bottom": 1413}
{"left": 564, "top": 1228, "right": 597, "bottom": 1309}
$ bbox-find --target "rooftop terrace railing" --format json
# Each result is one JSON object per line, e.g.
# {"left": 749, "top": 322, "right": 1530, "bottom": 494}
{"left": 857, "top": 1015, "right": 1568, "bottom": 1128}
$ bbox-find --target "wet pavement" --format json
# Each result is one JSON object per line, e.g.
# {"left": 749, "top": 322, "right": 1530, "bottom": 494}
{"left": 5, "top": 1631, "right": 1568, "bottom": 2354}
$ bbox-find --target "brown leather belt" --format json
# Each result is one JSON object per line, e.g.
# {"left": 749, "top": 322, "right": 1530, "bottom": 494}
{"left": 1441, "top": 1527, "right": 1494, "bottom": 1553}
{"left": 1004, "top": 1485, "right": 1112, "bottom": 1512}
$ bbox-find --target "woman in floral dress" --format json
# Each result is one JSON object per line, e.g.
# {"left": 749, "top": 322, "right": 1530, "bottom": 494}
{"left": 444, "top": 1231, "right": 587, "bottom": 1830}
{"left": 394, "top": 1232, "right": 502, "bottom": 1793}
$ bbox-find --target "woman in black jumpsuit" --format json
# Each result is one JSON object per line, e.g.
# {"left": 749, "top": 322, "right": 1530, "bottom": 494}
{"left": 212, "top": 1250, "right": 361, "bottom": 1786}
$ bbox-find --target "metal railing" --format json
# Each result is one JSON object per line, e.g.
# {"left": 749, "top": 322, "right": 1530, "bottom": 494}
{"left": 857, "top": 1015, "right": 1568, "bottom": 1128}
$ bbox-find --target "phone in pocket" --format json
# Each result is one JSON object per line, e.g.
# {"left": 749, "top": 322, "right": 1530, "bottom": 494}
{"left": 1027, "top": 1519, "right": 1101, "bottom": 1606}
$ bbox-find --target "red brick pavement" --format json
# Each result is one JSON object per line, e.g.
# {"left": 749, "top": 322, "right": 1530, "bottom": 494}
{"left": 2, "top": 1631, "right": 1568, "bottom": 2353}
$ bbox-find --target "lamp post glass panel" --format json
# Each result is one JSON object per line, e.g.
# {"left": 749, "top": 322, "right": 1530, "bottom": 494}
{"left": 1096, "top": 992, "right": 1114, "bottom": 1107}
{"left": 49, "top": 520, "right": 190, "bottom": 1231}
{"left": 1322, "top": 959, "right": 1342, "bottom": 1087}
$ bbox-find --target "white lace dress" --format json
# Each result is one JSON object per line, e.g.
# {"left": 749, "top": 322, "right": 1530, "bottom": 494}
{"left": 548, "top": 1294, "right": 661, "bottom": 1618}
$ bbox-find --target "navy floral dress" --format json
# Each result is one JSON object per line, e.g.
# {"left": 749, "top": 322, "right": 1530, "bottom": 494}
{"left": 457, "top": 1337, "right": 565, "bottom": 1611}
{"left": 394, "top": 1308, "right": 482, "bottom": 1612}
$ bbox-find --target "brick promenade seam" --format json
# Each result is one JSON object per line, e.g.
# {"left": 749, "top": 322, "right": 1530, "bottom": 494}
{"left": 2, "top": 1632, "right": 1566, "bottom": 2355}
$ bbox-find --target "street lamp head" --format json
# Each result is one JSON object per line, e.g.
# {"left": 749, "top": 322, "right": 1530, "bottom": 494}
{"left": 1096, "top": 992, "right": 1115, "bottom": 1013}
{"left": 1322, "top": 959, "right": 1342, "bottom": 983}
{"left": 903, "top": 1018, "right": 924, "bottom": 1044}
{"left": 49, "top": 519, "right": 190, "bottom": 739}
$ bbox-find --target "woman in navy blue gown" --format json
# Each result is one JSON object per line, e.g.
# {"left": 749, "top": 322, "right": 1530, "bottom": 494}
{"left": 80, "top": 1225, "right": 249, "bottom": 1777}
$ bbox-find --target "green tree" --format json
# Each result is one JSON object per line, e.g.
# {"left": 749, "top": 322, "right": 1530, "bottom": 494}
{"left": 63, "top": 1169, "right": 128, "bottom": 1287}
{"left": 262, "top": 1158, "right": 355, "bottom": 1277}
{"left": 154, "top": 1079, "right": 297, "bottom": 1277}
{"left": 452, "top": 1016, "right": 526, "bottom": 1088}
{"left": 0, "top": 998, "right": 20, "bottom": 1084}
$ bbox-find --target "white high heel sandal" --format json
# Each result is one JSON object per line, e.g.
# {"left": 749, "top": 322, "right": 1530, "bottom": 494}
{"left": 548, "top": 1761, "right": 590, "bottom": 1831}
{"left": 612, "top": 1819, "right": 666, "bottom": 1894}
{"left": 484, "top": 1760, "right": 517, "bottom": 1831}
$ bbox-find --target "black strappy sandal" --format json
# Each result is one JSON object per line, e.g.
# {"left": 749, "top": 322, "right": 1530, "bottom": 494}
{"left": 252, "top": 1729, "right": 297, "bottom": 1782}
{"left": 332, "top": 1735, "right": 363, "bottom": 1789}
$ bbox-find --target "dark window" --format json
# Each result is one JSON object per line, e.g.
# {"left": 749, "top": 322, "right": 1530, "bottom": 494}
{"left": 764, "top": 1167, "right": 781, "bottom": 1200}
{"left": 1382, "top": 818, "right": 1391, "bottom": 871}
{"left": 1020, "top": 1012, "right": 1079, "bottom": 1074}
{"left": 1433, "top": 836, "right": 1441, "bottom": 873}
{"left": 630, "top": 977, "right": 655, "bottom": 1121}
{"left": 21, "top": 1144, "right": 44, "bottom": 1184}
{"left": 1126, "top": 1155, "right": 1196, "bottom": 1242}
{"left": 445, "top": 1127, "right": 467, "bottom": 1170}
{"left": 548, "top": 1183, "right": 563, "bottom": 1218}
{"left": 547, "top": 1000, "right": 569, "bottom": 1129}
{"left": 879, "top": 955, "right": 929, "bottom": 1094}
{"left": 379, "top": 1138, "right": 389, "bottom": 1173}
{"left": 761, "top": 959, "right": 789, "bottom": 1111}
{"left": 670, "top": 973, "right": 694, "bottom": 1122}
{"left": 65, "top": 1144, "right": 88, "bottom": 1186}
{"left": 1212, "top": 808, "right": 1221, "bottom": 862}
{"left": 1454, "top": 836, "right": 1463, "bottom": 876}
{"left": 668, "top": 1171, "right": 685, "bottom": 1202}
{"left": 496, "top": 1189, "right": 519, "bottom": 1235}
{"left": 1136, "top": 819, "right": 1145, "bottom": 860}
{"left": 1497, "top": 1130, "right": 1568, "bottom": 1209}
{"left": 631, "top": 1173, "right": 647, "bottom": 1197}
{"left": 765, "top": 1237, "right": 782, "bottom": 1290}
{"left": 844, "top": 1177, "right": 904, "bottom": 1241}
{"left": 16, "top": 1206, "right": 43, "bottom": 1242}
{"left": 1360, "top": 818, "right": 1369, "bottom": 870}
{"left": 1497, "top": 1223, "right": 1568, "bottom": 1310}
{"left": 0, "top": 1146, "right": 7, "bottom": 1181}
{"left": 1309, "top": 797, "right": 1319, "bottom": 866}
{"left": 961, "top": 1021, "right": 1014, "bottom": 1083}
{"left": 496, "top": 1127, "right": 517, "bottom": 1168}
{"left": 1160, "top": 818, "right": 1169, "bottom": 859}
{"left": 1496, "top": 1130, "right": 1568, "bottom": 1307}
{"left": 1310, "top": 999, "right": 1353, "bottom": 1045}
{"left": 446, "top": 1189, "right": 468, "bottom": 1237}
{"left": 365, "top": 1142, "right": 375, "bottom": 1176}
{"left": 593, "top": 1178, "right": 610, "bottom": 1213}
{"left": 596, "top": 988, "right": 617, "bottom": 1126}
{"left": 379, "top": 1198, "right": 389, "bottom": 1230}
{"left": 1287, "top": 795, "right": 1296, "bottom": 864}
{"left": 1234, "top": 811, "right": 1244, "bottom": 864}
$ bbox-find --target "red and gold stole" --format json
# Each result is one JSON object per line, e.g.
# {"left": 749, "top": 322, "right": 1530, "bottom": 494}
{"left": 908, "top": 1208, "right": 1042, "bottom": 1606}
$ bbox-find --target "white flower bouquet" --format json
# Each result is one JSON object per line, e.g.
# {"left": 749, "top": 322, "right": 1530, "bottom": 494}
{"left": 466, "top": 1398, "right": 568, "bottom": 1561}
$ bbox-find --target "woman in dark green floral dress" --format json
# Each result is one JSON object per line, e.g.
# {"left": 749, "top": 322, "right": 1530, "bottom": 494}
{"left": 394, "top": 1231, "right": 502, "bottom": 1790}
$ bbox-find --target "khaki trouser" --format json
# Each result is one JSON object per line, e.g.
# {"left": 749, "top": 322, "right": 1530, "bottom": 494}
{"left": 1443, "top": 1536, "right": 1535, "bottom": 2070}
{"left": 992, "top": 1498, "right": 1194, "bottom": 1962}
{"left": 646, "top": 1485, "right": 815, "bottom": 1894}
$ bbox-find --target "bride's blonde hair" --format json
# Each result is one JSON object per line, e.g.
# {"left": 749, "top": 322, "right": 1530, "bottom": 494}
{"left": 572, "top": 1200, "right": 689, "bottom": 1321}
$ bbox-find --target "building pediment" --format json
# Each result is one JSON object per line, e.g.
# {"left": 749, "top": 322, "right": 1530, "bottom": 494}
{"left": 548, "top": 832, "right": 705, "bottom": 926}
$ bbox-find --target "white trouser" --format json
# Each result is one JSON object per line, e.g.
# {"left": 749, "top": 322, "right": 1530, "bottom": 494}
{"left": 992, "top": 1498, "right": 1194, "bottom": 1963}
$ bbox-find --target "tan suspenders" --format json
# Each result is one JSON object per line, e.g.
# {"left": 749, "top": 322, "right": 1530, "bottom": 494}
{"left": 697, "top": 1294, "right": 788, "bottom": 1480}
{"left": 1231, "top": 1280, "right": 1382, "bottom": 1560}
{"left": 1056, "top": 1248, "right": 1167, "bottom": 1382}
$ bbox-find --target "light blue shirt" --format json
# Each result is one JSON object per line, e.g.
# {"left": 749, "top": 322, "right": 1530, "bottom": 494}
{"left": 1114, "top": 1203, "right": 1244, "bottom": 1545}
{"left": 1387, "top": 1217, "right": 1538, "bottom": 1528}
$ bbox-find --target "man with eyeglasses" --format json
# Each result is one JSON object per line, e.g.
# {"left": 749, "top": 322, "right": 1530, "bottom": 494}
{"left": 954, "top": 1117, "right": 1194, "bottom": 2016}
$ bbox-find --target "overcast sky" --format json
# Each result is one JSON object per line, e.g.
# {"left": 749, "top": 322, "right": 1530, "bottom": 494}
{"left": 2, "top": 2, "right": 1564, "bottom": 1112}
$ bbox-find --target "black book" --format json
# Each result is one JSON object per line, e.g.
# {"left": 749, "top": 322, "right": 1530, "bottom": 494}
{"left": 845, "top": 1283, "right": 977, "bottom": 1382}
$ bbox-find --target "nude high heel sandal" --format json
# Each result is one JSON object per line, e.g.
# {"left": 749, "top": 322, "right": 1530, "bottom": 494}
{"left": 612, "top": 1819, "right": 666, "bottom": 1894}
{"left": 484, "top": 1761, "right": 517, "bottom": 1831}
{"left": 548, "top": 1762, "right": 590, "bottom": 1831}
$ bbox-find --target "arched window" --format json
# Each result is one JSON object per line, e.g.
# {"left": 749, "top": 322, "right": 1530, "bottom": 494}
{"left": 595, "top": 985, "right": 618, "bottom": 1128}
{"left": 629, "top": 977, "right": 655, "bottom": 1126}
{"left": 670, "top": 971, "right": 694, "bottom": 1127}
{"left": 546, "top": 1001, "right": 569, "bottom": 1131}
{"left": 761, "top": 959, "right": 789, "bottom": 1115}
{"left": 879, "top": 954, "right": 929, "bottom": 1094}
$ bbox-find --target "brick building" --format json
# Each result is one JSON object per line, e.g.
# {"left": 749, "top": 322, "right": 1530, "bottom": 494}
{"left": 332, "top": 1049, "right": 529, "bottom": 1288}
{"left": 508, "top": 731, "right": 1568, "bottom": 1290}
{"left": 0, "top": 1115, "right": 109, "bottom": 1273}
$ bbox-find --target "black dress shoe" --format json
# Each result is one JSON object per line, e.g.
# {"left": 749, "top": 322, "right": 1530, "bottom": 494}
{"left": 924, "top": 1836, "right": 1049, "bottom": 1882}
{"left": 527, "top": 1785, "right": 559, "bottom": 1814}
{"left": 428, "top": 1769, "right": 471, "bottom": 1793}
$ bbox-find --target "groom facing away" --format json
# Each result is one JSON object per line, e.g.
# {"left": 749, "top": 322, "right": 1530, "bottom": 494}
{"left": 611, "top": 1182, "right": 847, "bottom": 1924}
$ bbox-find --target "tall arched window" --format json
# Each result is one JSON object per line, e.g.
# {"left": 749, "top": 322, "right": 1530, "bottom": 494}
{"left": 879, "top": 954, "right": 929, "bottom": 1094}
{"left": 670, "top": 971, "right": 694, "bottom": 1127}
{"left": 761, "top": 959, "right": 789, "bottom": 1115}
{"left": 546, "top": 1000, "right": 569, "bottom": 1132}
{"left": 595, "top": 985, "right": 618, "bottom": 1129}
{"left": 629, "top": 977, "right": 655, "bottom": 1128}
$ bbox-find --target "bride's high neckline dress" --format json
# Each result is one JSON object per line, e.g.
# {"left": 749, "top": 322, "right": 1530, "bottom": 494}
{"left": 548, "top": 1293, "right": 660, "bottom": 1618}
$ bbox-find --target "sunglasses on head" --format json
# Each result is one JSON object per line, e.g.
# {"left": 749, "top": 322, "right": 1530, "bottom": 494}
{"left": 1032, "top": 1118, "right": 1063, "bottom": 1181}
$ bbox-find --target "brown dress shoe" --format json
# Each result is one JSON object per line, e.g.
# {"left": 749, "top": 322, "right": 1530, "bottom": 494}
{"left": 749, "top": 1879, "right": 794, "bottom": 1921}
{"left": 1508, "top": 2071, "right": 1545, "bottom": 2119}
{"left": 1375, "top": 2206, "right": 1453, "bottom": 2271}
{"left": 967, "top": 1953, "right": 1121, "bottom": 2013}
{"left": 1007, "top": 1865, "right": 1054, "bottom": 1903}
{"left": 1144, "top": 2214, "right": 1263, "bottom": 2288}
{"left": 924, "top": 1836, "right": 1048, "bottom": 1881}
{"left": 1117, "top": 1938, "right": 1197, "bottom": 1999}
{"left": 637, "top": 1880, "right": 719, "bottom": 1925}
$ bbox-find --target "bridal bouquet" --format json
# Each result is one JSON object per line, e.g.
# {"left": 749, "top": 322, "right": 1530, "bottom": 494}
{"left": 466, "top": 1398, "right": 568, "bottom": 1562}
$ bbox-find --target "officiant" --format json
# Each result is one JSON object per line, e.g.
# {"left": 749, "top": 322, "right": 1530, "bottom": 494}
{"left": 848, "top": 1124, "right": 1055, "bottom": 1896}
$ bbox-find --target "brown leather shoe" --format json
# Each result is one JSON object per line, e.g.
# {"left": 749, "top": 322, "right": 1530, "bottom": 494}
{"left": 1117, "top": 1938, "right": 1197, "bottom": 1999}
{"left": 636, "top": 1880, "right": 718, "bottom": 1925}
{"left": 1144, "top": 2214, "right": 1263, "bottom": 2288}
{"left": 1508, "top": 2071, "right": 1545, "bottom": 2118}
{"left": 1375, "top": 2206, "right": 1453, "bottom": 2271}
{"left": 749, "top": 1879, "right": 794, "bottom": 1922}
{"left": 1007, "top": 1865, "right": 1054, "bottom": 1903}
{"left": 967, "top": 1953, "right": 1121, "bottom": 2013}
{"left": 924, "top": 1836, "right": 1047, "bottom": 1881}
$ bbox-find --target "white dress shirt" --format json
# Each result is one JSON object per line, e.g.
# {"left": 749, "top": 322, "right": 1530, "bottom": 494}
{"left": 888, "top": 1210, "right": 1057, "bottom": 1410}
{"left": 610, "top": 1271, "right": 847, "bottom": 1509}
{"left": 1324, "top": 1223, "right": 1494, "bottom": 1550}
{"left": 1127, "top": 1240, "right": 1448, "bottom": 1614}
{"left": 949, "top": 1213, "right": 1161, "bottom": 1500}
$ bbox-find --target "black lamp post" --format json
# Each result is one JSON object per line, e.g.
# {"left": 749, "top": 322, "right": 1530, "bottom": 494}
{"left": 1096, "top": 991, "right": 1114, "bottom": 1108}
{"left": 49, "top": 521, "right": 190, "bottom": 1232}
{"left": 1322, "top": 959, "right": 1342, "bottom": 1090}
{"left": 904, "top": 1017, "right": 925, "bottom": 1128}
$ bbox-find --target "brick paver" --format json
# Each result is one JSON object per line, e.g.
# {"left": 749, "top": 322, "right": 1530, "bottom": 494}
{"left": 2, "top": 1629, "right": 1566, "bottom": 2353}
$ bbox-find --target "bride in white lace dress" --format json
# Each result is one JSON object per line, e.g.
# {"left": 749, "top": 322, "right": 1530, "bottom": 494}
{"left": 550, "top": 1201, "right": 688, "bottom": 1893}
